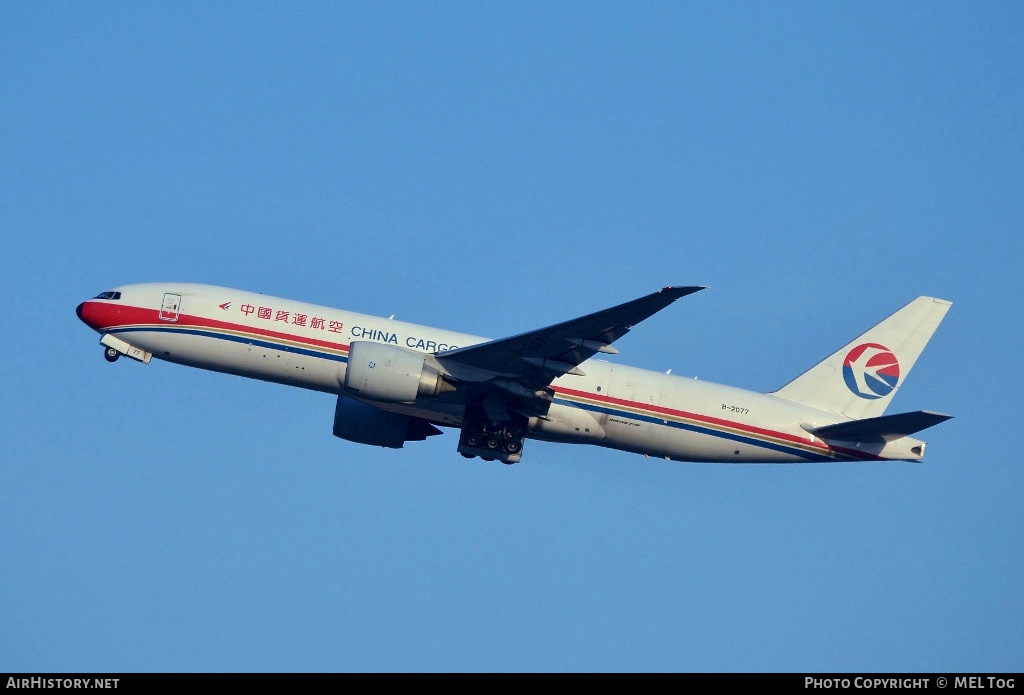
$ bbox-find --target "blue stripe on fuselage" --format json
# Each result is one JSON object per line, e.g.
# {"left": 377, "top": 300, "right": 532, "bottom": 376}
{"left": 109, "top": 325, "right": 350, "bottom": 363}
{"left": 553, "top": 397, "right": 838, "bottom": 462}
{"left": 112, "top": 324, "right": 848, "bottom": 462}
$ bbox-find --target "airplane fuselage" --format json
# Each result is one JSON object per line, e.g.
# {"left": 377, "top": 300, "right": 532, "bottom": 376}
{"left": 77, "top": 283, "right": 931, "bottom": 464}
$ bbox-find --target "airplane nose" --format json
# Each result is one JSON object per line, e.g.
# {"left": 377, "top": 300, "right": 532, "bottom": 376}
{"left": 76, "top": 302, "right": 84, "bottom": 320}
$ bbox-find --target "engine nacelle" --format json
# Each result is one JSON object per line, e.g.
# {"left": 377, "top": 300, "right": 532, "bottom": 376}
{"left": 333, "top": 395, "right": 441, "bottom": 448}
{"left": 344, "top": 341, "right": 452, "bottom": 403}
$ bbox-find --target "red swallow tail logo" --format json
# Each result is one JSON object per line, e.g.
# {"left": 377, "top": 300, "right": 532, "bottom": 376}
{"left": 842, "top": 343, "right": 901, "bottom": 399}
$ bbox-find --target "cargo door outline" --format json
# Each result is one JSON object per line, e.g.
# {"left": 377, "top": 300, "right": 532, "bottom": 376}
{"left": 160, "top": 293, "right": 181, "bottom": 322}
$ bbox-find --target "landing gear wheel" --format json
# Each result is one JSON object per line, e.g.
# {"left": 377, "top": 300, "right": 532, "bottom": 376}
{"left": 457, "top": 405, "right": 527, "bottom": 464}
{"left": 104, "top": 347, "right": 120, "bottom": 363}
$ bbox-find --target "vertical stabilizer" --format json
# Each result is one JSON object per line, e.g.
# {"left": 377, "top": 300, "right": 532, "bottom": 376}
{"left": 770, "top": 297, "right": 951, "bottom": 419}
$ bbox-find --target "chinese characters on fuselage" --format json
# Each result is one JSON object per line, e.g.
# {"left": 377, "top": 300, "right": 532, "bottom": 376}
{"left": 236, "top": 303, "right": 458, "bottom": 352}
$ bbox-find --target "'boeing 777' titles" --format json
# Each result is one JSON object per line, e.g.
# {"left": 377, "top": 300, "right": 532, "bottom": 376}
{"left": 77, "top": 284, "right": 952, "bottom": 464}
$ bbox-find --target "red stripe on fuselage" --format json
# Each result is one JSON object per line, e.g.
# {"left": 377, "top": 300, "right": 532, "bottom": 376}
{"left": 552, "top": 385, "right": 880, "bottom": 460}
{"left": 554, "top": 385, "right": 811, "bottom": 445}
{"left": 78, "top": 301, "right": 351, "bottom": 353}
{"left": 79, "top": 301, "right": 883, "bottom": 461}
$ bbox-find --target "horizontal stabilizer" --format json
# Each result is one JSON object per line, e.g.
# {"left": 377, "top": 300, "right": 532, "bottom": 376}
{"left": 810, "top": 410, "right": 953, "bottom": 442}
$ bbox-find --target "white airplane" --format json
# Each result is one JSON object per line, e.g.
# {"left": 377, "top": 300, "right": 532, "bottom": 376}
{"left": 76, "top": 284, "right": 952, "bottom": 465}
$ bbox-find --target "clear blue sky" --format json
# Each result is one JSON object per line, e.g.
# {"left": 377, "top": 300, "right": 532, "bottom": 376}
{"left": 2, "top": 2, "right": 1021, "bottom": 672}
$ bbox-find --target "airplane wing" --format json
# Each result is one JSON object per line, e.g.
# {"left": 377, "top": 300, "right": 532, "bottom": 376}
{"left": 436, "top": 286, "right": 705, "bottom": 388}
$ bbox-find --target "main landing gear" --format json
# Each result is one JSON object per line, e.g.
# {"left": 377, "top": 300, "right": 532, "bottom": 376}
{"left": 104, "top": 346, "right": 120, "bottom": 363}
{"left": 457, "top": 406, "right": 526, "bottom": 465}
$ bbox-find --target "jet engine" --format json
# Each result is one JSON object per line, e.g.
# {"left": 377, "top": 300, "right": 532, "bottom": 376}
{"left": 343, "top": 341, "right": 453, "bottom": 403}
{"left": 333, "top": 395, "right": 442, "bottom": 448}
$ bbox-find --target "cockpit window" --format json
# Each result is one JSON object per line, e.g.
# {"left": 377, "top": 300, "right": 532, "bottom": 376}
{"left": 93, "top": 291, "right": 122, "bottom": 300}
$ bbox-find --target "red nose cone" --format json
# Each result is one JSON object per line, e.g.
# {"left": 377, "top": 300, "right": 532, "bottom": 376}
{"left": 77, "top": 300, "right": 113, "bottom": 331}
{"left": 77, "top": 300, "right": 97, "bottom": 329}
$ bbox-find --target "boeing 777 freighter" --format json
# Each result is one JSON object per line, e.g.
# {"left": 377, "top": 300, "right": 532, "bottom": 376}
{"left": 77, "top": 284, "right": 952, "bottom": 465}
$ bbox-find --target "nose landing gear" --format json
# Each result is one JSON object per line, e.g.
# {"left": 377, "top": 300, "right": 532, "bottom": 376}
{"left": 98, "top": 334, "right": 153, "bottom": 364}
